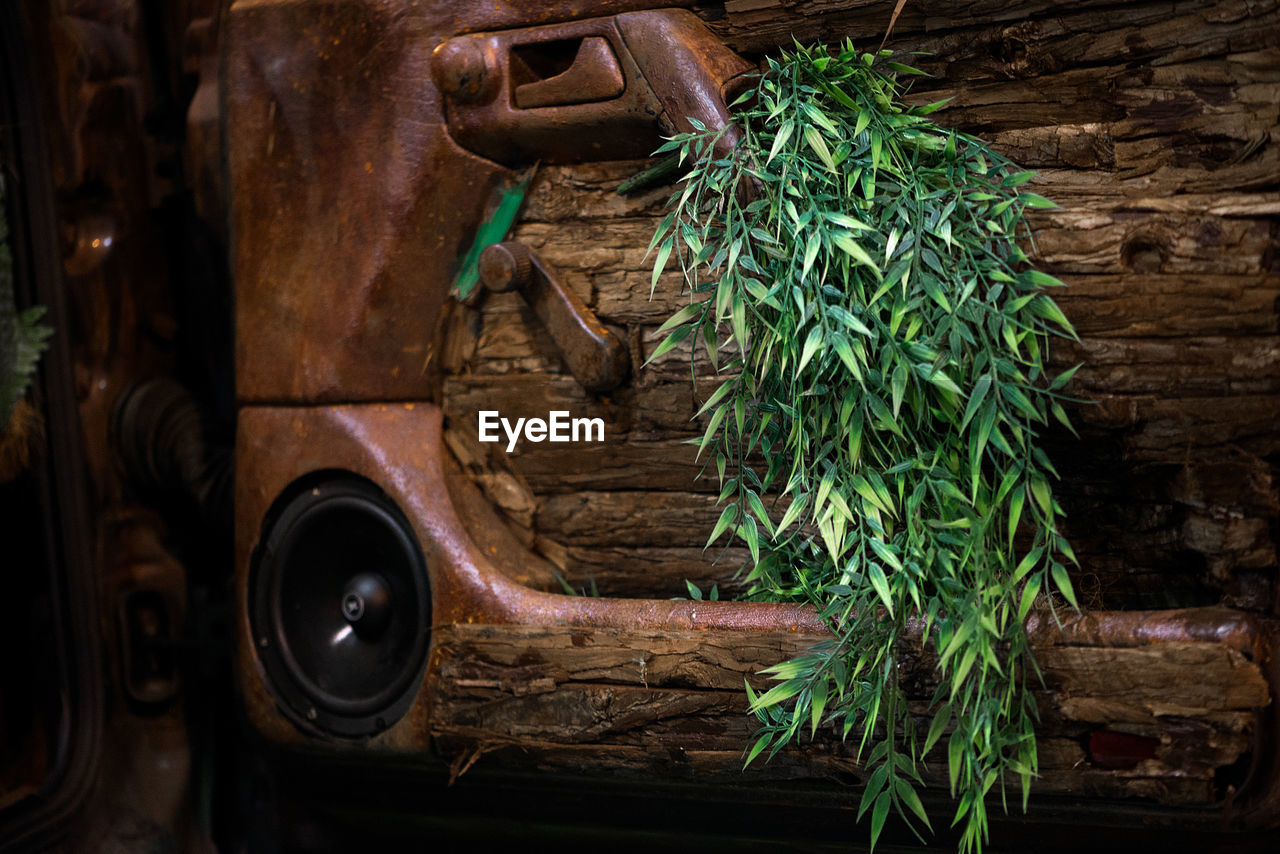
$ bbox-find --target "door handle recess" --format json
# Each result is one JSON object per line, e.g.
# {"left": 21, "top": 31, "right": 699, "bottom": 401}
{"left": 478, "top": 241, "right": 628, "bottom": 393}
{"left": 512, "top": 36, "right": 624, "bottom": 109}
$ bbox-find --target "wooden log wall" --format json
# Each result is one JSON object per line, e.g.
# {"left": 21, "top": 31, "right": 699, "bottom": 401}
{"left": 441, "top": 0, "right": 1279, "bottom": 615}
{"left": 428, "top": 616, "right": 1269, "bottom": 805}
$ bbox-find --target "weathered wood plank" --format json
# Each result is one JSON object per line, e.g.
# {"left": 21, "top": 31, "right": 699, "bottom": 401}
{"left": 537, "top": 491, "right": 728, "bottom": 547}
{"left": 1057, "top": 335, "right": 1280, "bottom": 397}
{"left": 1111, "top": 395, "right": 1280, "bottom": 460}
{"left": 699, "top": 0, "right": 1280, "bottom": 70}
{"left": 560, "top": 545, "right": 752, "bottom": 599}
{"left": 1052, "top": 275, "right": 1279, "bottom": 339}
{"left": 428, "top": 621, "right": 1267, "bottom": 802}
{"left": 511, "top": 438, "right": 713, "bottom": 493}
{"left": 430, "top": 623, "right": 1266, "bottom": 711}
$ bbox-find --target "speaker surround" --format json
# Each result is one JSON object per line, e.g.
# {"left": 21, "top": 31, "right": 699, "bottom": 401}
{"left": 250, "top": 475, "right": 430, "bottom": 737}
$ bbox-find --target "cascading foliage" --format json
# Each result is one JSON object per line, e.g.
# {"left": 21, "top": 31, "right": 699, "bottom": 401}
{"left": 647, "top": 42, "right": 1080, "bottom": 854}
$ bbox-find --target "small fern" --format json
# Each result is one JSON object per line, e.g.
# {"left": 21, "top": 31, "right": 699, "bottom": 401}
{"left": 1, "top": 177, "right": 53, "bottom": 428}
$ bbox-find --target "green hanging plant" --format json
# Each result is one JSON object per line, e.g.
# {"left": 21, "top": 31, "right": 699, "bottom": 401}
{"left": 646, "top": 42, "right": 1080, "bottom": 854}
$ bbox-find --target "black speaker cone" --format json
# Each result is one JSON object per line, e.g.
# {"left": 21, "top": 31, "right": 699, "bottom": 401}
{"left": 251, "top": 476, "right": 430, "bottom": 737}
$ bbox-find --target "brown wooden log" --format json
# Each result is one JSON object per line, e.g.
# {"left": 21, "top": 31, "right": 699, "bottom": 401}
{"left": 428, "top": 619, "right": 1269, "bottom": 804}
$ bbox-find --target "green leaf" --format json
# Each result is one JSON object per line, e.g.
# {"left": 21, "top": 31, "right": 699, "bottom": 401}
{"left": 832, "top": 332, "right": 858, "bottom": 374}
{"left": 948, "top": 733, "right": 964, "bottom": 796}
{"left": 923, "top": 704, "right": 951, "bottom": 756}
{"left": 741, "top": 515, "right": 761, "bottom": 565}
{"left": 804, "top": 125, "right": 836, "bottom": 171}
{"left": 744, "top": 732, "right": 771, "bottom": 767}
{"left": 801, "top": 100, "right": 841, "bottom": 136}
{"left": 867, "top": 562, "right": 895, "bottom": 618}
{"left": 1051, "top": 401, "right": 1078, "bottom": 437}
{"left": 852, "top": 474, "right": 892, "bottom": 516}
{"left": 768, "top": 120, "right": 795, "bottom": 165}
{"left": 1008, "top": 483, "right": 1027, "bottom": 544}
{"left": 1023, "top": 269, "right": 1067, "bottom": 289}
{"left": 696, "top": 402, "right": 727, "bottom": 460}
{"left": 853, "top": 108, "right": 871, "bottom": 139}
{"left": 774, "top": 492, "right": 810, "bottom": 536}
{"left": 860, "top": 763, "right": 889, "bottom": 818}
{"left": 920, "top": 365, "right": 962, "bottom": 395}
{"left": 749, "top": 678, "right": 804, "bottom": 712}
{"left": 828, "top": 305, "right": 874, "bottom": 336}
{"left": 1029, "top": 476, "right": 1053, "bottom": 517}
{"left": 1051, "top": 563, "right": 1079, "bottom": 609}
{"left": 913, "top": 97, "right": 952, "bottom": 114}
{"left": 888, "top": 61, "right": 928, "bottom": 76}
{"left": 896, "top": 777, "right": 933, "bottom": 832}
{"left": 870, "top": 791, "right": 892, "bottom": 852}
{"left": 868, "top": 538, "right": 903, "bottom": 572}
{"left": 1020, "top": 191, "right": 1058, "bottom": 209}
{"left": 951, "top": 646, "right": 978, "bottom": 700}
{"left": 1050, "top": 363, "right": 1081, "bottom": 390}
{"left": 1018, "top": 574, "right": 1042, "bottom": 621}
{"left": 655, "top": 302, "right": 703, "bottom": 335}
{"left": 644, "top": 324, "right": 691, "bottom": 364}
{"left": 650, "top": 238, "right": 674, "bottom": 290}
{"left": 802, "top": 229, "right": 821, "bottom": 281}
{"left": 961, "top": 373, "right": 992, "bottom": 431}
{"left": 823, "top": 211, "right": 872, "bottom": 231}
{"left": 811, "top": 679, "right": 828, "bottom": 736}
{"left": 695, "top": 379, "right": 736, "bottom": 418}
{"left": 731, "top": 293, "right": 748, "bottom": 348}
{"left": 890, "top": 362, "right": 908, "bottom": 418}
{"left": 939, "top": 619, "right": 973, "bottom": 667}
{"left": 1013, "top": 545, "right": 1044, "bottom": 583}
{"left": 1028, "top": 294, "right": 1077, "bottom": 337}
{"left": 799, "top": 326, "right": 823, "bottom": 373}
{"left": 832, "top": 233, "right": 882, "bottom": 276}
{"left": 707, "top": 504, "right": 737, "bottom": 547}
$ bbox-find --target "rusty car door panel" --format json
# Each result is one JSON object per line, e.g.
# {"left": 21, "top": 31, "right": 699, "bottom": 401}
{"left": 225, "top": 0, "right": 1280, "bottom": 834}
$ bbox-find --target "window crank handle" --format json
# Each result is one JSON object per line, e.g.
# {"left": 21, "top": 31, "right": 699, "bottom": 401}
{"left": 478, "top": 242, "right": 629, "bottom": 394}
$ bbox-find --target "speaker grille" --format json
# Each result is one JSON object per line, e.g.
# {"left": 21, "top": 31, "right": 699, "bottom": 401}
{"left": 251, "top": 476, "right": 430, "bottom": 737}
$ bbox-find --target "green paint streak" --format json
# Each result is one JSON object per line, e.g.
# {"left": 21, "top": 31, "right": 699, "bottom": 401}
{"left": 451, "top": 166, "right": 536, "bottom": 302}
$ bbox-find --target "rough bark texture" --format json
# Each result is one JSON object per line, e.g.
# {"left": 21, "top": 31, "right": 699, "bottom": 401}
{"left": 429, "top": 621, "right": 1268, "bottom": 805}
{"left": 436, "top": 0, "right": 1279, "bottom": 803}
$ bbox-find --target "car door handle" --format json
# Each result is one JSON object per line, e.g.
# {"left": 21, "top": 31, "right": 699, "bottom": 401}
{"left": 432, "top": 9, "right": 753, "bottom": 165}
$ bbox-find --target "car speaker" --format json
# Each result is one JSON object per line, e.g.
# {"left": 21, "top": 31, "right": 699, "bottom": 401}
{"left": 250, "top": 475, "right": 430, "bottom": 737}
